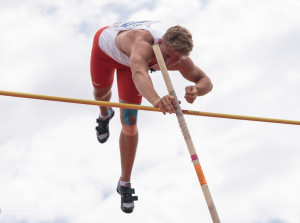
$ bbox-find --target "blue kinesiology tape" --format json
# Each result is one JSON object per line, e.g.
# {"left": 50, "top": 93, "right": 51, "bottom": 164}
{"left": 121, "top": 101, "right": 140, "bottom": 126}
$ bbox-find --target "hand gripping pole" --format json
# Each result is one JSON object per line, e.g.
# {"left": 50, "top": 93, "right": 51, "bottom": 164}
{"left": 153, "top": 44, "right": 221, "bottom": 223}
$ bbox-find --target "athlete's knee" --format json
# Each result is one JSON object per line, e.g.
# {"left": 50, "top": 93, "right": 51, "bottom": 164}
{"left": 122, "top": 124, "right": 138, "bottom": 136}
{"left": 121, "top": 107, "right": 139, "bottom": 136}
{"left": 121, "top": 107, "right": 138, "bottom": 126}
{"left": 93, "top": 87, "right": 111, "bottom": 100}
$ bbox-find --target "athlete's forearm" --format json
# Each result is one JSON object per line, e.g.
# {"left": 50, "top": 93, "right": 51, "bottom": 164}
{"left": 132, "top": 71, "right": 160, "bottom": 105}
{"left": 195, "top": 76, "right": 213, "bottom": 96}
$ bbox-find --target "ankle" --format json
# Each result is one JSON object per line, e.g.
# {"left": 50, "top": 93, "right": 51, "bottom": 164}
{"left": 99, "top": 109, "right": 110, "bottom": 119}
{"left": 120, "top": 178, "right": 131, "bottom": 187}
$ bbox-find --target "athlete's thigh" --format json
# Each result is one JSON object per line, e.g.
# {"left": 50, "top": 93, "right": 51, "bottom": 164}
{"left": 90, "top": 56, "right": 115, "bottom": 89}
{"left": 116, "top": 68, "right": 142, "bottom": 104}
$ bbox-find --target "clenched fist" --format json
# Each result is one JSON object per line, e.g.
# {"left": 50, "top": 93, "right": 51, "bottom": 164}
{"left": 184, "top": 86, "right": 198, "bottom": 104}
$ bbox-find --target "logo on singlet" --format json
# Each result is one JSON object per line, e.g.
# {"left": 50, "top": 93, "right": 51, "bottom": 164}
{"left": 120, "top": 21, "right": 152, "bottom": 28}
{"left": 109, "top": 20, "right": 160, "bottom": 31}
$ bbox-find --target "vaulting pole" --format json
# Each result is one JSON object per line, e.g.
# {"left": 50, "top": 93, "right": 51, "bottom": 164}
{"left": 0, "top": 90, "right": 300, "bottom": 125}
{"left": 153, "top": 44, "right": 221, "bottom": 222}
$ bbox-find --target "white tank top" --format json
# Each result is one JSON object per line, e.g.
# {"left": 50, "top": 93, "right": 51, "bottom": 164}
{"left": 99, "top": 21, "right": 162, "bottom": 67}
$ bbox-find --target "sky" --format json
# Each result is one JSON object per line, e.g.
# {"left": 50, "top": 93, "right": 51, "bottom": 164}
{"left": 0, "top": 0, "right": 300, "bottom": 222}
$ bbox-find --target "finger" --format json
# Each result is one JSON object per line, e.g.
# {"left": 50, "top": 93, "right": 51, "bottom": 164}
{"left": 169, "top": 96, "right": 178, "bottom": 108}
{"left": 168, "top": 95, "right": 179, "bottom": 110}
{"left": 185, "top": 95, "right": 195, "bottom": 104}
{"left": 185, "top": 94, "right": 193, "bottom": 99}
{"left": 187, "top": 85, "right": 193, "bottom": 92}
{"left": 185, "top": 90, "right": 195, "bottom": 97}
{"left": 186, "top": 86, "right": 198, "bottom": 96}
{"left": 185, "top": 92, "right": 193, "bottom": 97}
{"left": 185, "top": 86, "right": 193, "bottom": 93}
{"left": 154, "top": 99, "right": 166, "bottom": 115}
{"left": 160, "top": 103, "right": 167, "bottom": 115}
{"left": 163, "top": 97, "right": 174, "bottom": 113}
{"left": 161, "top": 97, "right": 171, "bottom": 113}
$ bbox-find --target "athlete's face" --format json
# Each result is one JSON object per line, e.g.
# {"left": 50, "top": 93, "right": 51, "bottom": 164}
{"left": 159, "top": 42, "right": 186, "bottom": 67}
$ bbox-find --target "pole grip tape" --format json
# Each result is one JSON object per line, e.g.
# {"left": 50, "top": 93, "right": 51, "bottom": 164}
{"left": 194, "top": 164, "right": 207, "bottom": 185}
{"left": 191, "top": 154, "right": 198, "bottom": 161}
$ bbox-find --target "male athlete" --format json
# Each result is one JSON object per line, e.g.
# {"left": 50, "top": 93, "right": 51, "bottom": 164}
{"left": 90, "top": 21, "right": 213, "bottom": 213}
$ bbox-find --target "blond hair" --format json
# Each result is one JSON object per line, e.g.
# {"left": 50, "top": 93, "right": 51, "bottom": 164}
{"left": 162, "top": 25, "right": 193, "bottom": 55}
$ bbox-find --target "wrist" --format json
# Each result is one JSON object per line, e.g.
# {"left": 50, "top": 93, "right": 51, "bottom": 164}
{"left": 150, "top": 95, "right": 161, "bottom": 106}
{"left": 195, "top": 85, "right": 201, "bottom": 96}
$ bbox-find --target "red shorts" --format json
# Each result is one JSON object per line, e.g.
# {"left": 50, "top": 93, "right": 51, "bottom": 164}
{"left": 90, "top": 26, "right": 142, "bottom": 104}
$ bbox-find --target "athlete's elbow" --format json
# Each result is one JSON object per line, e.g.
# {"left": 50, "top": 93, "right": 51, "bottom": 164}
{"left": 209, "top": 82, "right": 213, "bottom": 92}
{"left": 204, "top": 76, "right": 213, "bottom": 93}
{"left": 132, "top": 70, "right": 144, "bottom": 83}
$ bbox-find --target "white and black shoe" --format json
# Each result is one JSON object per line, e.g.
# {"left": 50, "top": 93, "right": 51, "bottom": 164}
{"left": 96, "top": 108, "right": 115, "bottom": 143}
{"left": 116, "top": 180, "right": 138, "bottom": 214}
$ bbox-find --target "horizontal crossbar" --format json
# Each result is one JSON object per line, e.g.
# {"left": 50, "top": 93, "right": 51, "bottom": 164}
{"left": 1, "top": 90, "right": 299, "bottom": 125}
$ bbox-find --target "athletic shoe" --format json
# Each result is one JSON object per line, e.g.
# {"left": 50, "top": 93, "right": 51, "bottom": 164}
{"left": 95, "top": 108, "right": 114, "bottom": 143}
{"left": 116, "top": 180, "right": 138, "bottom": 213}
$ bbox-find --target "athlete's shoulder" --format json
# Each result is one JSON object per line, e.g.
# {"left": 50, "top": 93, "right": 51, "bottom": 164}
{"left": 117, "top": 29, "right": 154, "bottom": 46}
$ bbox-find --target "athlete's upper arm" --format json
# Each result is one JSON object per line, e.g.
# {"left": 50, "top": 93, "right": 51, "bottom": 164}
{"left": 130, "top": 40, "right": 154, "bottom": 74}
{"left": 177, "top": 57, "right": 207, "bottom": 83}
